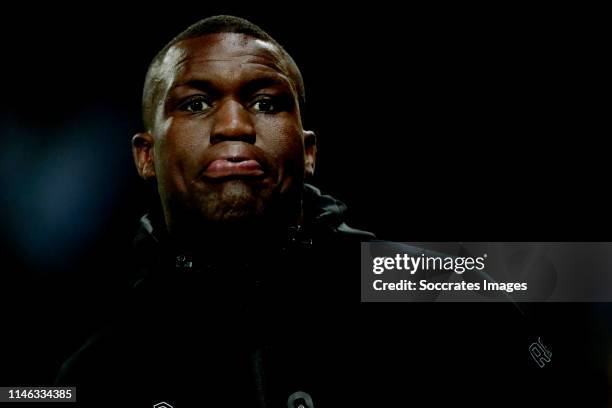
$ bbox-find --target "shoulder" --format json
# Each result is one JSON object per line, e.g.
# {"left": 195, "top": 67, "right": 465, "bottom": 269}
{"left": 335, "top": 222, "right": 376, "bottom": 240}
{"left": 56, "top": 329, "right": 114, "bottom": 386}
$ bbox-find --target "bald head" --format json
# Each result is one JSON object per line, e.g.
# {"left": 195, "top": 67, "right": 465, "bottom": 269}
{"left": 141, "top": 15, "right": 305, "bottom": 132}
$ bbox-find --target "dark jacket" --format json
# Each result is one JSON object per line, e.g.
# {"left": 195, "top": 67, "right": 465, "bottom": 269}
{"left": 57, "top": 184, "right": 375, "bottom": 407}
{"left": 58, "top": 184, "right": 561, "bottom": 407}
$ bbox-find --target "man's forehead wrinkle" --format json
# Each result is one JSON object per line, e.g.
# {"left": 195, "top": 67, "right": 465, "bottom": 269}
{"left": 177, "top": 51, "right": 285, "bottom": 71}
{"left": 175, "top": 55, "right": 289, "bottom": 78}
{"left": 171, "top": 63, "right": 296, "bottom": 96}
{"left": 171, "top": 33, "right": 290, "bottom": 72}
{"left": 170, "top": 48, "right": 293, "bottom": 91}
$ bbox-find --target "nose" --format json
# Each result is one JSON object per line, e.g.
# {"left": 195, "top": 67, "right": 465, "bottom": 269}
{"left": 210, "top": 99, "right": 256, "bottom": 145}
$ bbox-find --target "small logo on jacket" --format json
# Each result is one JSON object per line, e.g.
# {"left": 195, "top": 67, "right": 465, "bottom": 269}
{"left": 287, "top": 391, "right": 314, "bottom": 408}
{"left": 529, "top": 337, "right": 552, "bottom": 367}
{"left": 153, "top": 402, "right": 173, "bottom": 408}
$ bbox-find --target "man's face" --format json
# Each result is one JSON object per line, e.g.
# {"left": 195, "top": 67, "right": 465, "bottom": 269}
{"left": 133, "top": 33, "right": 315, "bottom": 232}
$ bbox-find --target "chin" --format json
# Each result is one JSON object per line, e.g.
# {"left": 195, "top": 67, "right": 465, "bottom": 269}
{"left": 197, "top": 180, "right": 272, "bottom": 223}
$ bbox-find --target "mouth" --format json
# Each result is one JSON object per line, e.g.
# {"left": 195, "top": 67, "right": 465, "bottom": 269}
{"left": 201, "top": 156, "right": 265, "bottom": 181}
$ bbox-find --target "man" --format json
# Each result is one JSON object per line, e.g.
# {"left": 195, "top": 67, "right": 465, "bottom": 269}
{"left": 58, "top": 15, "right": 374, "bottom": 407}
{"left": 58, "top": 16, "right": 560, "bottom": 408}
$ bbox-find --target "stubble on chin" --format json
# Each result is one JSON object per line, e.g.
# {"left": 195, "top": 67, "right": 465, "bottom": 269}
{"left": 190, "top": 180, "right": 275, "bottom": 222}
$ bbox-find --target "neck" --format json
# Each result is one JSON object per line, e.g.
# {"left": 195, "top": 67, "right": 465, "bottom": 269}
{"left": 165, "top": 200, "right": 304, "bottom": 256}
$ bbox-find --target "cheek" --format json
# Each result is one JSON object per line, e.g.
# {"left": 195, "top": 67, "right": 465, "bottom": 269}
{"left": 257, "top": 116, "right": 305, "bottom": 169}
{"left": 156, "top": 119, "right": 210, "bottom": 193}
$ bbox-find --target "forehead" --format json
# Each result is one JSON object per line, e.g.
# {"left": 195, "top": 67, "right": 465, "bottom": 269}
{"left": 159, "top": 33, "right": 293, "bottom": 89}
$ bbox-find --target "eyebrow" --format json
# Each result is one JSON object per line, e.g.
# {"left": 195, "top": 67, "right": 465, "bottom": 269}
{"left": 240, "top": 76, "right": 293, "bottom": 97}
{"left": 171, "top": 79, "right": 219, "bottom": 95}
{"left": 170, "top": 75, "right": 294, "bottom": 99}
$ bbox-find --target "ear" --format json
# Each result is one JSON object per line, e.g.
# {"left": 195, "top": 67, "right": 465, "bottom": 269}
{"left": 303, "top": 130, "right": 317, "bottom": 178}
{"left": 132, "top": 132, "right": 156, "bottom": 180}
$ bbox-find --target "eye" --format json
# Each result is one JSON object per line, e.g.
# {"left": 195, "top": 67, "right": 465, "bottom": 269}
{"left": 179, "top": 96, "right": 211, "bottom": 113}
{"left": 251, "top": 97, "right": 277, "bottom": 113}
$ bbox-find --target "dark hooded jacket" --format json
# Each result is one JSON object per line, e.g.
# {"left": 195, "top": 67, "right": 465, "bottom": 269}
{"left": 57, "top": 184, "right": 375, "bottom": 407}
{"left": 57, "top": 184, "right": 559, "bottom": 408}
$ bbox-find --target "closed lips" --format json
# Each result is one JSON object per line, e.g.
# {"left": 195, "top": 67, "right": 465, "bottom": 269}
{"left": 203, "top": 158, "right": 264, "bottom": 179}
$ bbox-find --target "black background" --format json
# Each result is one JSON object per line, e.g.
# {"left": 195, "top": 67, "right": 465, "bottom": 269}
{"left": 0, "top": 3, "right": 609, "bottom": 406}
